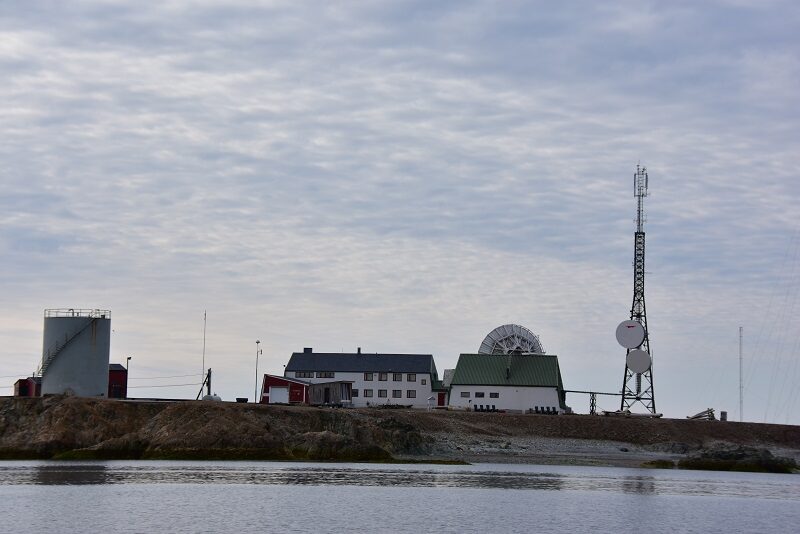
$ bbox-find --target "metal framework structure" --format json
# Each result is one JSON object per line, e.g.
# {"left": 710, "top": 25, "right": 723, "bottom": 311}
{"left": 620, "top": 165, "right": 656, "bottom": 413}
{"left": 564, "top": 390, "right": 622, "bottom": 415}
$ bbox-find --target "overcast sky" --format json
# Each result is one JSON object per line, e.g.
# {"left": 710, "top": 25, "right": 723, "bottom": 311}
{"left": 1, "top": 1, "right": 798, "bottom": 423}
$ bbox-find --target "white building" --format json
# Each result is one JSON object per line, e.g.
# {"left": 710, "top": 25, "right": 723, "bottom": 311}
{"left": 284, "top": 348, "right": 445, "bottom": 408}
{"left": 448, "top": 353, "right": 567, "bottom": 414}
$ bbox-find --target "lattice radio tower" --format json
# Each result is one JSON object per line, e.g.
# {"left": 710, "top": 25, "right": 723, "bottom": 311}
{"left": 620, "top": 165, "right": 656, "bottom": 413}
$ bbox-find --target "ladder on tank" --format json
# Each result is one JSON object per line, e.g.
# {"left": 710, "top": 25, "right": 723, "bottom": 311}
{"left": 37, "top": 317, "right": 98, "bottom": 376}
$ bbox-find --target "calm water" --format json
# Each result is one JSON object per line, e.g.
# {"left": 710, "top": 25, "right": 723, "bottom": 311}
{"left": 0, "top": 461, "right": 797, "bottom": 533}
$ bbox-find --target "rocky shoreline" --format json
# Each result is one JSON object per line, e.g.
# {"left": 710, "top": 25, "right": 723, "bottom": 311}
{"left": 1, "top": 396, "right": 797, "bottom": 472}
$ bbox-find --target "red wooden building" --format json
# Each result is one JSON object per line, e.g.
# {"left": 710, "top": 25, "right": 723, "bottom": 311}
{"left": 13, "top": 377, "right": 41, "bottom": 397}
{"left": 108, "top": 363, "right": 128, "bottom": 398}
{"left": 260, "top": 374, "right": 309, "bottom": 404}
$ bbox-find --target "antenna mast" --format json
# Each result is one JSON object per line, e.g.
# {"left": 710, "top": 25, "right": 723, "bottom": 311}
{"left": 202, "top": 311, "right": 207, "bottom": 382}
{"left": 739, "top": 326, "right": 743, "bottom": 422}
{"left": 620, "top": 165, "right": 656, "bottom": 413}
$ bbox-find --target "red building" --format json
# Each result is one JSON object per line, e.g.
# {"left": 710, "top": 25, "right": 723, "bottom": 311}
{"left": 13, "top": 377, "right": 41, "bottom": 397}
{"left": 108, "top": 363, "right": 128, "bottom": 399}
{"left": 260, "top": 374, "right": 309, "bottom": 404}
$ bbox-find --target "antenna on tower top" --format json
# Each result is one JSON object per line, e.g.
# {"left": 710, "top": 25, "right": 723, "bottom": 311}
{"left": 634, "top": 165, "right": 648, "bottom": 233}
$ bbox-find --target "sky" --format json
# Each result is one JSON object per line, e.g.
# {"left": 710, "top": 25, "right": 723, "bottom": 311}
{"left": 1, "top": 0, "right": 798, "bottom": 423}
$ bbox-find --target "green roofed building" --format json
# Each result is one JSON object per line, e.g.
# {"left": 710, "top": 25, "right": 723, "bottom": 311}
{"left": 449, "top": 353, "right": 567, "bottom": 414}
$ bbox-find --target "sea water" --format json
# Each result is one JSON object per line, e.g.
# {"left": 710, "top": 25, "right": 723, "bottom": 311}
{"left": 0, "top": 461, "right": 797, "bottom": 533}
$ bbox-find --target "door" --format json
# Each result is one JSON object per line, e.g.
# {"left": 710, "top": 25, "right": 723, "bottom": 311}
{"left": 324, "top": 387, "right": 331, "bottom": 404}
{"left": 437, "top": 392, "right": 446, "bottom": 406}
{"left": 270, "top": 386, "right": 289, "bottom": 404}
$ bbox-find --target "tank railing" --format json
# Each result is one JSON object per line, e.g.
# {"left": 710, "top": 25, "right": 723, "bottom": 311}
{"left": 44, "top": 309, "right": 111, "bottom": 319}
{"left": 37, "top": 317, "right": 99, "bottom": 376}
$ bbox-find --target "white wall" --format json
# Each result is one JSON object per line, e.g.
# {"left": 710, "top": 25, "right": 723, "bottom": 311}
{"left": 286, "top": 370, "right": 434, "bottom": 408}
{"left": 449, "top": 385, "right": 562, "bottom": 413}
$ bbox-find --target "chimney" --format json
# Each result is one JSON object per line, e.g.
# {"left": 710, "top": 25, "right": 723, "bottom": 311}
{"left": 303, "top": 347, "right": 312, "bottom": 354}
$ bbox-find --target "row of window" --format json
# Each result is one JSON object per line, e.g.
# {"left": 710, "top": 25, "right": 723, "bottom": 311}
{"left": 364, "top": 373, "right": 421, "bottom": 383}
{"left": 460, "top": 392, "right": 500, "bottom": 398}
{"left": 294, "top": 371, "right": 426, "bottom": 384}
{"left": 295, "top": 371, "right": 336, "bottom": 379}
{"left": 352, "top": 389, "right": 417, "bottom": 399}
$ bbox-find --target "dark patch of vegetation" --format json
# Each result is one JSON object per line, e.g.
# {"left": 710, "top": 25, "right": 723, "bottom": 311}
{"left": 641, "top": 459, "right": 675, "bottom": 469}
{"left": 0, "top": 448, "right": 52, "bottom": 460}
{"left": 678, "top": 447, "right": 797, "bottom": 474}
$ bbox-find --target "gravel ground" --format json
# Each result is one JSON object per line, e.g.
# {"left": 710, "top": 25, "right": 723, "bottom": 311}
{"left": 405, "top": 432, "right": 682, "bottom": 467}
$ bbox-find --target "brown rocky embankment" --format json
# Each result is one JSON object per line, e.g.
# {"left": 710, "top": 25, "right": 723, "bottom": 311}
{"left": 1, "top": 396, "right": 798, "bottom": 468}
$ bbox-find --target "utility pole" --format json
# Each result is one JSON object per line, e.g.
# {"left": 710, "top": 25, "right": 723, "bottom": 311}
{"left": 739, "top": 326, "right": 743, "bottom": 422}
{"left": 255, "top": 340, "right": 262, "bottom": 403}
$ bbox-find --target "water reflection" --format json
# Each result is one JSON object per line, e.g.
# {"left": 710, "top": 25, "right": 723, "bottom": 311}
{"left": 0, "top": 464, "right": 565, "bottom": 490}
{"left": 33, "top": 464, "right": 110, "bottom": 486}
{"left": 272, "top": 469, "right": 565, "bottom": 490}
{"left": 621, "top": 475, "right": 656, "bottom": 495}
{"left": 0, "top": 463, "right": 796, "bottom": 501}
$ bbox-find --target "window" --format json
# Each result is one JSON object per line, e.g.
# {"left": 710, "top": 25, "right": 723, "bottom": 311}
{"left": 407, "top": 390, "right": 416, "bottom": 398}
{"left": 460, "top": 391, "right": 470, "bottom": 398}
{"left": 295, "top": 371, "right": 313, "bottom": 378}
{"left": 378, "top": 389, "right": 387, "bottom": 398}
{"left": 407, "top": 373, "right": 416, "bottom": 382}
{"left": 316, "top": 371, "right": 334, "bottom": 378}
{"left": 490, "top": 392, "right": 499, "bottom": 398}
{"left": 352, "top": 389, "right": 359, "bottom": 397}
{"left": 364, "top": 389, "right": 373, "bottom": 398}
{"left": 421, "top": 378, "right": 427, "bottom": 385}
{"left": 393, "top": 373, "right": 402, "bottom": 381}
{"left": 364, "top": 373, "right": 373, "bottom": 381}
{"left": 378, "top": 373, "right": 388, "bottom": 381}
{"left": 475, "top": 392, "right": 485, "bottom": 398}
{"left": 392, "top": 390, "right": 402, "bottom": 398}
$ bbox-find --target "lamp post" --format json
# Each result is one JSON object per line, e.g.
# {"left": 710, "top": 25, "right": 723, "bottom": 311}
{"left": 255, "top": 340, "right": 262, "bottom": 403}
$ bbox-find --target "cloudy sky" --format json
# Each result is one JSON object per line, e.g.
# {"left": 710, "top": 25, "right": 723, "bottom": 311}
{"left": 1, "top": 1, "right": 798, "bottom": 423}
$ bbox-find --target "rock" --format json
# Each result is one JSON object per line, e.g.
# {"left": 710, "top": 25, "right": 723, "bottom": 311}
{"left": 678, "top": 446, "right": 797, "bottom": 473}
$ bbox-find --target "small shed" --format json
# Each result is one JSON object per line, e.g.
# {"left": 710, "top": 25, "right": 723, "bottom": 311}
{"left": 13, "top": 377, "right": 41, "bottom": 397}
{"left": 261, "top": 374, "right": 309, "bottom": 404}
{"left": 308, "top": 381, "right": 353, "bottom": 406}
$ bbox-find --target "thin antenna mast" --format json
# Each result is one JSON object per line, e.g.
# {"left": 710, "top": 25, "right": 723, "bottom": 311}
{"left": 202, "top": 311, "right": 207, "bottom": 382}
{"left": 739, "top": 326, "right": 743, "bottom": 422}
{"left": 620, "top": 165, "right": 656, "bottom": 413}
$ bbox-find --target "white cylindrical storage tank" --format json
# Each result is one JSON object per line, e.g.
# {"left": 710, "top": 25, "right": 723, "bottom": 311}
{"left": 40, "top": 309, "right": 111, "bottom": 397}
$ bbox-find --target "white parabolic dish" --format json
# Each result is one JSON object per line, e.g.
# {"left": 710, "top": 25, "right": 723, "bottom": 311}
{"left": 616, "top": 320, "right": 645, "bottom": 349}
{"left": 626, "top": 349, "right": 652, "bottom": 373}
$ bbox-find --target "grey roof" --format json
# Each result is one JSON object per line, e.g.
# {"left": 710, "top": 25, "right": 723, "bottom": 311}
{"left": 109, "top": 363, "right": 127, "bottom": 371}
{"left": 285, "top": 352, "right": 437, "bottom": 376}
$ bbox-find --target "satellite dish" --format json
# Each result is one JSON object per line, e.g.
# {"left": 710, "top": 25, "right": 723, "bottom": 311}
{"left": 626, "top": 349, "right": 651, "bottom": 373}
{"left": 616, "top": 320, "right": 645, "bottom": 349}
{"left": 479, "top": 324, "right": 544, "bottom": 354}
